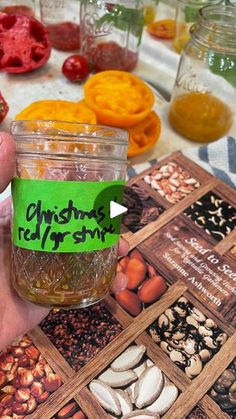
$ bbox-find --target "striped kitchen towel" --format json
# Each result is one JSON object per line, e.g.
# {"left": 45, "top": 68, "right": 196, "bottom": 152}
{"left": 128, "top": 137, "right": 236, "bottom": 189}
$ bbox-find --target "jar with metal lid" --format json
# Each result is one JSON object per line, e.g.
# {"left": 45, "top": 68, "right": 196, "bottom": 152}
{"left": 11, "top": 120, "right": 128, "bottom": 308}
{"left": 80, "top": 0, "right": 144, "bottom": 72}
{"left": 169, "top": 5, "right": 236, "bottom": 142}
{"left": 0, "top": 0, "right": 35, "bottom": 17}
{"left": 173, "top": 0, "right": 223, "bottom": 53}
{"left": 40, "top": 0, "right": 80, "bottom": 51}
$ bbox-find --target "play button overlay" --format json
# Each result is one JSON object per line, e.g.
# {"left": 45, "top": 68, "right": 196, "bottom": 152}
{"left": 110, "top": 201, "right": 128, "bottom": 219}
{"left": 93, "top": 184, "right": 144, "bottom": 238}
{"left": 93, "top": 183, "right": 126, "bottom": 235}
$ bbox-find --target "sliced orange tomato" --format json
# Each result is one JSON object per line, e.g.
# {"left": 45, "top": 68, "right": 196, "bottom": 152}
{"left": 128, "top": 110, "right": 161, "bottom": 158}
{"left": 15, "top": 99, "right": 97, "bottom": 124}
{"left": 147, "top": 19, "right": 176, "bottom": 40}
{"left": 84, "top": 70, "right": 155, "bottom": 128}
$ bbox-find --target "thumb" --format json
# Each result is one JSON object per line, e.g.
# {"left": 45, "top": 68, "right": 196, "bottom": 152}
{"left": 0, "top": 132, "right": 15, "bottom": 193}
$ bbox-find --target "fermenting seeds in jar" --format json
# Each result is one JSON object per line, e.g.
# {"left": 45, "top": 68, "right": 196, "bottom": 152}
{"left": 11, "top": 121, "right": 128, "bottom": 308}
{"left": 80, "top": 0, "right": 144, "bottom": 72}
{"left": 169, "top": 5, "right": 236, "bottom": 142}
{"left": 39, "top": 0, "right": 80, "bottom": 51}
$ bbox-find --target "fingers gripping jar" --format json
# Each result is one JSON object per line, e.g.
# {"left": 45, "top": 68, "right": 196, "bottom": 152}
{"left": 11, "top": 121, "right": 128, "bottom": 309}
{"left": 169, "top": 5, "right": 236, "bottom": 142}
{"left": 80, "top": 0, "right": 144, "bottom": 72}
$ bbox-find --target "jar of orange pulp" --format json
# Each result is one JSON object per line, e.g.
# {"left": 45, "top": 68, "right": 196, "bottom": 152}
{"left": 173, "top": 0, "right": 223, "bottom": 53}
{"left": 169, "top": 4, "right": 236, "bottom": 142}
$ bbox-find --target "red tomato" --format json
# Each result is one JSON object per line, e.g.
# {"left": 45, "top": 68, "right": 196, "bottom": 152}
{"left": 0, "top": 92, "right": 9, "bottom": 122}
{"left": 62, "top": 55, "right": 90, "bottom": 82}
{"left": 0, "top": 14, "right": 51, "bottom": 73}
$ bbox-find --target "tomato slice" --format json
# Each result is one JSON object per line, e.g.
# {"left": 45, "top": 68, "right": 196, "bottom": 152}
{"left": 0, "top": 13, "right": 51, "bottom": 73}
{"left": 147, "top": 19, "right": 176, "bottom": 40}
{"left": 84, "top": 70, "right": 154, "bottom": 128}
{"left": 15, "top": 99, "right": 97, "bottom": 125}
{"left": 128, "top": 111, "right": 161, "bottom": 158}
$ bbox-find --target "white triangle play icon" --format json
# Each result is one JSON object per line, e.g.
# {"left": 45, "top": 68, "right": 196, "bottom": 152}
{"left": 110, "top": 201, "right": 128, "bottom": 219}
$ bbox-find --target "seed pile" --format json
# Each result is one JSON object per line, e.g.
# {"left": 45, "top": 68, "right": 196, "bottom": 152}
{"left": 89, "top": 344, "right": 179, "bottom": 417}
{"left": 187, "top": 405, "right": 207, "bottom": 418}
{"left": 143, "top": 162, "right": 200, "bottom": 204}
{"left": 53, "top": 400, "right": 86, "bottom": 419}
{"left": 0, "top": 335, "right": 61, "bottom": 417}
{"left": 148, "top": 297, "right": 227, "bottom": 379}
{"left": 184, "top": 192, "right": 236, "bottom": 241}
{"left": 122, "top": 184, "right": 164, "bottom": 233}
{"left": 115, "top": 249, "right": 167, "bottom": 317}
{"left": 40, "top": 304, "right": 122, "bottom": 372}
{"left": 209, "top": 357, "right": 236, "bottom": 417}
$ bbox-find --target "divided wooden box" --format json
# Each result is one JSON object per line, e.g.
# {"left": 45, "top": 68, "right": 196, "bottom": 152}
{"left": 1, "top": 151, "right": 235, "bottom": 419}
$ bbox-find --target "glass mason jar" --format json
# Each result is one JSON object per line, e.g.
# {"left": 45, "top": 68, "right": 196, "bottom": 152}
{"left": 80, "top": 0, "right": 144, "bottom": 72}
{"left": 11, "top": 121, "right": 128, "bottom": 309}
{"left": 169, "top": 5, "right": 236, "bottom": 143}
{"left": 39, "top": 0, "right": 80, "bottom": 51}
{"left": 173, "top": 0, "right": 223, "bottom": 53}
{"left": 0, "top": 0, "right": 35, "bottom": 17}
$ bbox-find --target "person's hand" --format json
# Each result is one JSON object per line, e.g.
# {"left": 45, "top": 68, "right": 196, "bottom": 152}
{"left": 0, "top": 132, "right": 128, "bottom": 351}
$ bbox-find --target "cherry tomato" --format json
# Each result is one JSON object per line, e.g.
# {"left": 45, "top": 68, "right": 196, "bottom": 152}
{"left": 0, "top": 14, "right": 51, "bottom": 73}
{"left": 62, "top": 55, "right": 90, "bottom": 82}
{"left": 0, "top": 92, "right": 9, "bottom": 123}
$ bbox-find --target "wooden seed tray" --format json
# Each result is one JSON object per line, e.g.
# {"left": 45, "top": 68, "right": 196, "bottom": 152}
{"left": 1, "top": 151, "right": 236, "bottom": 419}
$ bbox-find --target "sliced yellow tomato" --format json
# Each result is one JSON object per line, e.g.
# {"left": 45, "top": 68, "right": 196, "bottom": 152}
{"left": 84, "top": 70, "right": 155, "bottom": 128}
{"left": 147, "top": 19, "right": 176, "bottom": 40}
{"left": 128, "top": 110, "right": 161, "bottom": 158}
{"left": 15, "top": 99, "right": 97, "bottom": 124}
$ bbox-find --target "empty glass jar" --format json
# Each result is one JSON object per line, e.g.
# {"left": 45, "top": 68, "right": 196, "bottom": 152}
{"left": 11, "top": 121, "right": 128, "bottom": 308}
{"left": 80, "top": 0, "right": 144, "bottom": 72}
{"left": 169, "top": 5, "right": 236, "bottom": 142}
{"left": 0, "top": 0, "right": 35, "bottom": 17}
{"left": 40, "top": 0, "right": 80, "bottom": 51}
{"left": 173, "top": 0, "right": 223, "bottom": 53}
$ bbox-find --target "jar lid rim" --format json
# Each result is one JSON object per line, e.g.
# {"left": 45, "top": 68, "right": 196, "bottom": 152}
{"left": 11, "top": 120, "right": 129, "bottom": 146}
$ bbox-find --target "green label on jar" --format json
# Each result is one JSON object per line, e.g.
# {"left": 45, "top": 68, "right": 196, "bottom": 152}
{"left": 12, "top": 178, "right": 125, "bottom": 253}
